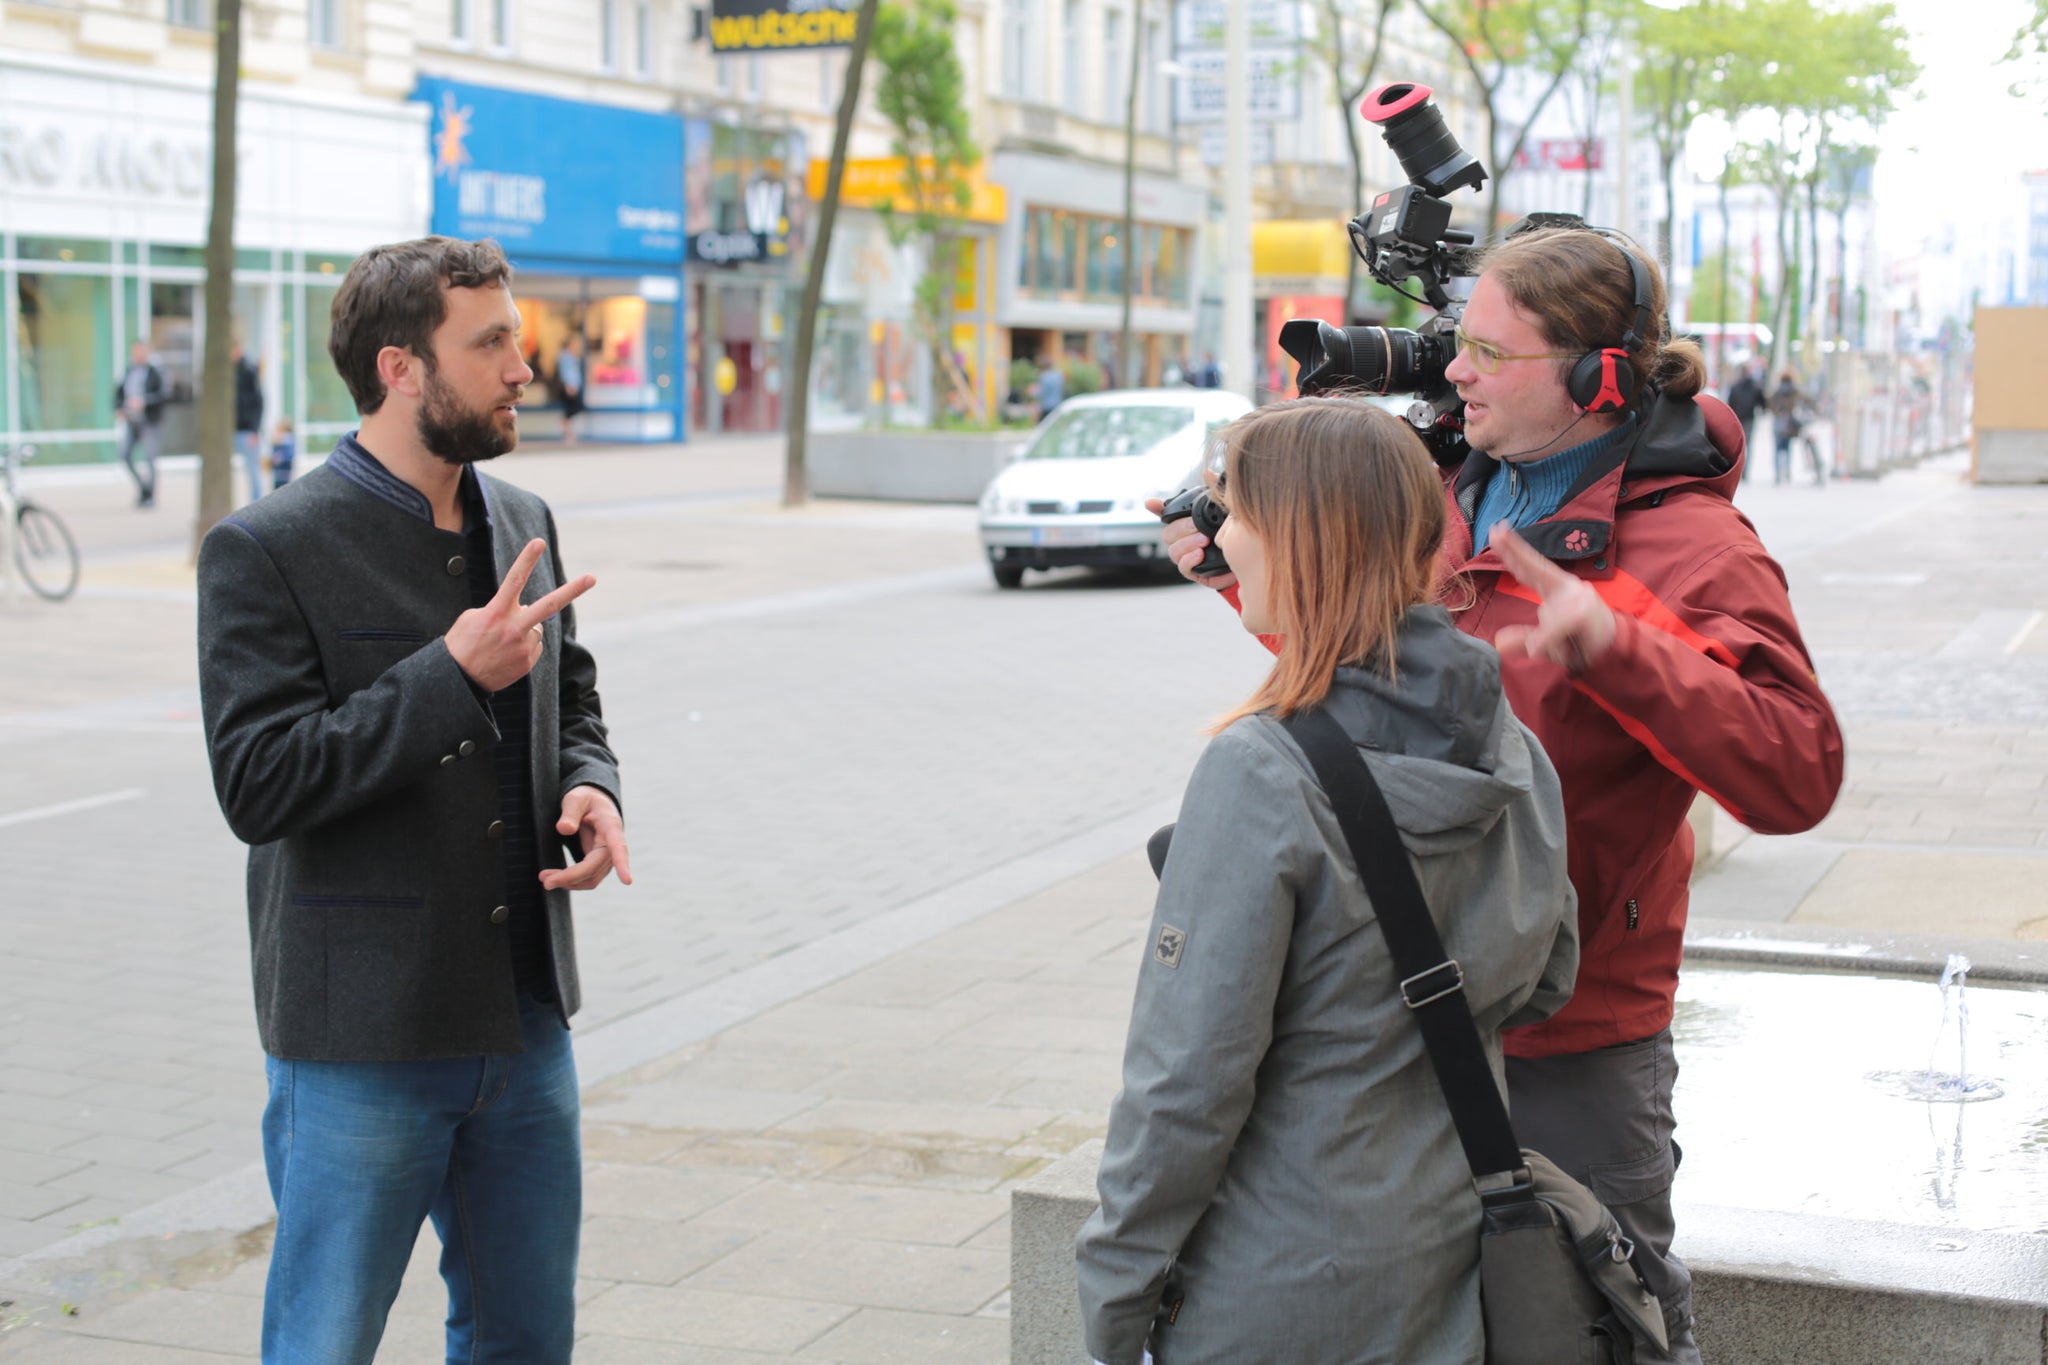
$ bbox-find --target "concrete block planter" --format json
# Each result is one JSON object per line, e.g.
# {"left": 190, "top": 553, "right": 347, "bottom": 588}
{"left": 806, "top": 428, "right": 1030, "bottom": 504}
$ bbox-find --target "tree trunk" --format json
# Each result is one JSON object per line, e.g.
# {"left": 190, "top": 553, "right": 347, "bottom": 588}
{"left": 1805, "top": 171, "right": 1822, "bottom": 352}
{"left": 1118, "top": 0, "right": 1143, "bottom": 388}
{"left": 785, "top": 0, "right": 880, "bottom": 507}
{"left": 193, "top": 0, "right": 241, "bottom": 556}
{"left": 1715, "top": 170, "right": 1731, "bottom": 375}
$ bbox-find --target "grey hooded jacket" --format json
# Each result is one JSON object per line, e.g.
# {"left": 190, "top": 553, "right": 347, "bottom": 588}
{"left": 1076, "top": 605, "right": 1578, "bottom": 1365}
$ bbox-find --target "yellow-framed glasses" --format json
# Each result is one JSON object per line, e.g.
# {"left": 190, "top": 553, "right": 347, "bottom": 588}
{"left": 1453, "top": 327, "right": 1575, "bottom": 375}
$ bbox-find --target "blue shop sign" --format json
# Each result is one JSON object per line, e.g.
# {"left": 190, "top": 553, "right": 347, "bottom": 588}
{"left": 414, "top": 77, "right": 684, "bottom": 266}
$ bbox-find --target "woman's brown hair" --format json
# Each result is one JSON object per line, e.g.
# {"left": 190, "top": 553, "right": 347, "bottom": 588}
{"left": 1481, "top": 228, "right": 1708, "bottom": 400}
{"left": 1211, "top": 398, "right": 1445, "bottom": 731}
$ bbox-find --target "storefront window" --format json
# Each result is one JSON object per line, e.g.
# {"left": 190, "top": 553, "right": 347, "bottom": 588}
{"left": 17, "top": 237, "right": 112, "bottom": 264}
{"left": 302, "top": 283, "right": 357, "bottom": 425}
{"left": 644, "top": 300, "right": 677, "bottom": 400}
{"left": 148, "top": 244, "right": 207, "bottom": 269}
{"left": 16, "top": 273, "right": 113, "bottom": 433}
{"left": 1019, "top": 212, "right": 1189, "bottom": 305}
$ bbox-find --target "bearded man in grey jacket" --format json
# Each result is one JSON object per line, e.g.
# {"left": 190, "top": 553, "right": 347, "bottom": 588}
{"left": 197, "top": 236, "right": 628, "bottom": 1365}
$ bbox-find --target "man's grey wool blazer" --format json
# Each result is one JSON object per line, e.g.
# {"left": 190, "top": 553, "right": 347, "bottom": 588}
{"left": 197, "top": 456, "right": 620, "bottom": 1063}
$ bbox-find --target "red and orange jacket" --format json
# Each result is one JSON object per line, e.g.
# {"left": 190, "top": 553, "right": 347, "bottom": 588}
{"left": 1228, "top": 392, "right": 1843, "bottom": 1057}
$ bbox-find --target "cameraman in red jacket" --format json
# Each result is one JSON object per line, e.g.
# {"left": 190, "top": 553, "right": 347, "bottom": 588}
{"left": 1160, "top": 228, "right": 1843, "bottom": 1362}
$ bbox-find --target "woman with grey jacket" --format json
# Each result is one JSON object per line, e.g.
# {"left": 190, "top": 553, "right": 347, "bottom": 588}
{"left": 1077, "top": 399, "right": 1579, "bottom": 1365}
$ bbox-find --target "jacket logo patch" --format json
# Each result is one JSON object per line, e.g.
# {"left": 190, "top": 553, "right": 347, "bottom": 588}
{"left": 1154, "top": 924, "right": 1187, "bottom": 969}
{"left": 1565, "top": 529, "right": 1590, "bottom": 553}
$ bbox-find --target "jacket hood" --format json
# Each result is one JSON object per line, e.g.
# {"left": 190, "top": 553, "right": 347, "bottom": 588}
{"left": 1314, "top": 605, "right": 1536, "bottom": 857}
{"left": 1449, "top": 389, "right": 1746, "bottom": 566}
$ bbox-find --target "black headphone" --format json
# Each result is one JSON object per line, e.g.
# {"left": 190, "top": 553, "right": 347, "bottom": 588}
{"left": 1564, "top": 237, "right": 1653, "bottom": 415}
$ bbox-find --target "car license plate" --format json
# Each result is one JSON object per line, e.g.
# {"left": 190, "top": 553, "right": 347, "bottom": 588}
{"left": 1033, "top": 525, "right": 1102, "bottom": 547}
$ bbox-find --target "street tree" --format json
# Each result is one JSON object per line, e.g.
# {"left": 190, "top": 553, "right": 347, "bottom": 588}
{"left": 194, "top": 0, "right": 241, "bottom": 553}
{"left": 1409, "top": 0, "right": 1595, "bottom": 235}
{"left": 1634, "top": 0, "right": 1754, "bottom": 272}
{"left": 1737, "top": 0, "right": 1916, "bottom": 372}
{"left": 1305, "top": 0, "right": 1400, "bottom": 319}
{"left": 785, "top": 0, "right": 882, "bottom": 507}
{"left": 870, "top": 0, "right": 982, "bottom": 423}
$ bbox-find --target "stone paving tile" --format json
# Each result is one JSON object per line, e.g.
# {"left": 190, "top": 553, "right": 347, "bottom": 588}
{"left": 683, "top": 1230, "right": 1009, "bottom": 1316}
{"left": 575, "top": 1338, "right": 809, "bottom": 1365}
{"left": 0, "top": 1335, "right": 247, "bottom": 1363}
{"left": 581, "top": 1163, "right": 765, "bottom": 1223}
{"left": 0, "top": 1182, "right": 85, "bottom": 1223}
{"left": 797, "top": 1306, "right": 1011, "bottom": 1363}
{"left": 660, "top": 1135, "right": 867, "bottom": 1181}
{"left": 577, "top": 1283, "right": 857, "bottom": 1354}
{"left": 22, "top": 1287, "right": 258, "bottom": 1355}
{"left": 577, "top": 1215, "right": 757, "bottom": 1286}
{"left": 692, "top": 1179, "right": 1005, "bottom": 1247}
{"left": 770, "top": 1099, "right": 1064, "bottom": 1148}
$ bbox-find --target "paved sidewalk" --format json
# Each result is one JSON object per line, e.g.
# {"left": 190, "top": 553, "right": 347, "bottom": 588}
{"left": 0, "top": 845, "right": 1160, "bottom": 1361}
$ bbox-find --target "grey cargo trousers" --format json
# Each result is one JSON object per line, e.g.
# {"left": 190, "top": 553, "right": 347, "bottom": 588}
{"left": 1506, "top": 1027, "right": 1704, "bottom": 1364}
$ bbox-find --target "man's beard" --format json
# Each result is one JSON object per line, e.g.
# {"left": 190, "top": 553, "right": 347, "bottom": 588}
{"left": 417, "top": 369, "right": 521, "bottom": 466}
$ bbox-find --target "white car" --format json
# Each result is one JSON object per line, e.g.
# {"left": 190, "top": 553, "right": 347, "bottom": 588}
{"left": 977, "top": 388, "right": 1254, "bottom": 589}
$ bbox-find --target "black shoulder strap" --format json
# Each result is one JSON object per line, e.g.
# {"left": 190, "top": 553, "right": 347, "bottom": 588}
{"left": 1281, "top": 707, "right": 1525, "bottom": 1181}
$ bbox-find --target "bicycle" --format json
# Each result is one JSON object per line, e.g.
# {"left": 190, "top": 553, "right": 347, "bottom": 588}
{"left": 0, "top": 443, "right": 82, "bottom": 602}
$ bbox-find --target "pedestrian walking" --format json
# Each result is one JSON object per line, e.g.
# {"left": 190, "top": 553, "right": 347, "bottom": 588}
{"left": 1724, "top": 361, "right": 1764, "bottom": 479}
{"left": 557, "top": 331, "right": 586, "bottom": 444}
{"left": 1036, "top": 354, "right": 1065, "bottom": 420}
{"left": 1080, "top": 400, "right": 1577, "bottom": 1365}
{"left": 1193, "top": 351, "right": 1222, "bottom": 389}
{"left": 1769, "top": 370, "right": 1804, "bottom": 486}
{"left": 269, "top": 417, "right": 296, "bottom": 488}
{"left": 197, "top": 235, "right": 630, "bottom": 1365}
{"left": 234, "top": 342, "right": 266, "bottom": 502}
{"left": 1159, "top": 228, "right": 1844, "bottom": 1363}
{"left": 113, "top": 339, "right": 165, "bottom": 508}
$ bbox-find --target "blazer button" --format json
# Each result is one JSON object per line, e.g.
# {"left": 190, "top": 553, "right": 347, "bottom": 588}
{"left": 447, "top": 555, "right": 466, "bottom": 576}
{"left": 487, "top": 820, "right": 505, "bottom": 839}
{"left": 490, "top": 905, "right": 509, "bottom": 924}
{"left": 458, "top": 740, "right": 476, "bottom": 757}
{"left": 440, "top": 754, "right": 456, "bottom": 767}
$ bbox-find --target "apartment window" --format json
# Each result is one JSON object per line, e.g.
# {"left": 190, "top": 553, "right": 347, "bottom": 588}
{"left": 1142, "top": 16, "right": 1165, "bottom": 132}
{"left": 820, "top": 51, "right": 840, "bottom": 111}
{"left": 600, "top": 0, "right": 619, "bottom": 70}
{"left": 168, "top": 0, "right": 209, "bottom": 27}
{"left": 1061, "top": 0, "right": 1082, "bottom": 112}
{"left": 746, "top": 53, "right": 761, "bottom": 99}
{"left": 490, "top": 0, "right": 512, "bottom": 49}
{"left": 1003, "top": 0, "right": 1037, "bottom": 100}
{"left": 1102, "top": 7, "right": 1125, "bottom": 123}
{"left": 633, "top": 0, "right": 652, "bottom": 77}
{"left": 718, "top": 54, "right": 735, "bottom": 93}
{"left": 308, "top": 0, "right": 341, "bottom": 47}
{"left": 450, "top": 0, "right": 469, "bottom": 43}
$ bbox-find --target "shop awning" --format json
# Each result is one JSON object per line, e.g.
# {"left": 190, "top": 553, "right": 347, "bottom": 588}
{"left": 1252, "top": 219, "right": 1352, "bottom": 285}
{"left": 806, "top": 157, "right": 1009, "bottom": 224}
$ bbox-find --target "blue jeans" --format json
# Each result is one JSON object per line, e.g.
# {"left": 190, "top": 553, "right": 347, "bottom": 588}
{"left": 261, "top": 999, "right": 580, "bottom": 1365}
{"left": 237, "top": 430, "right": 265, "bottom": 503}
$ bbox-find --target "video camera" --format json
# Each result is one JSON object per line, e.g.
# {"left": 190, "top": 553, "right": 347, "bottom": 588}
{"left": 1162, "top": 81, "right": 1592, "bottom": 575}
{"left": 1280, "top": 82, "right": 1591, "bottom": 466}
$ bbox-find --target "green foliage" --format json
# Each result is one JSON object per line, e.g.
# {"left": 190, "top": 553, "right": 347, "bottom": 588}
{"left": 1009, "top": 357, "right": 1039, "bottom": 399}
{"left": 1410, "top": 0, "right": 1595, "bottom": 232}
{"left": 2008, "top": 0, "right": 2048, "bottom": 60}
{"left": 1688, "top": 248, "right": 1768, "bottom": 324}
{"left": 1062, "top": 358, "right": 1106, "bottom": 397}
{"left": 870, "top": 0, "right": 982, "bottom": 421}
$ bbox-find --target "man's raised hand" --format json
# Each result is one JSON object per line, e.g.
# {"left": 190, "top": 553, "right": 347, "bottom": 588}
{"left": 1489, "top": 524, "right": 1616, "bottom": 676}
{"left": 446, "top": 538, "right": 596, "bottom": 693}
